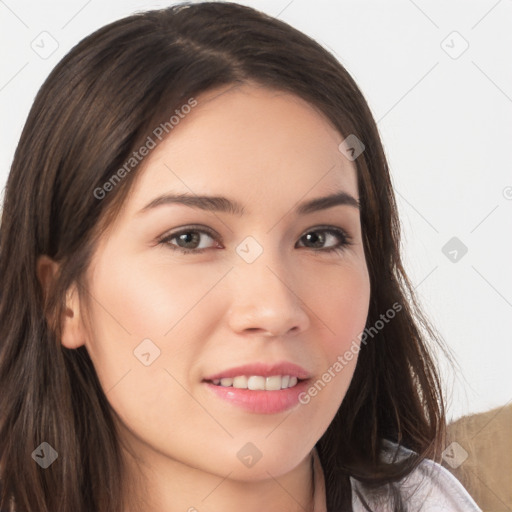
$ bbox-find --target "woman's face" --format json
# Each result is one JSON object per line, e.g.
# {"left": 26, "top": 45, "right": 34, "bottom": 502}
{"left": 72, "top": 83, "right": 370, "bottom": 483}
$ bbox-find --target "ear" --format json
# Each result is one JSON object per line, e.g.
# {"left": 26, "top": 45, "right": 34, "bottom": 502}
{"left": 36, "top": 255, "right": 86, "bottom": 349}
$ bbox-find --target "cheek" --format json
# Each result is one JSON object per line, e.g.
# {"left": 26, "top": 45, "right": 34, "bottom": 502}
{"left": 81, "top": 244, "right": 235, "bottom": 414}
{"left": 85, "top": 244, "right": 231, "bottom": 353}
{"left": 292, "top": 260, "right": 370, "bottom": 421}
{"left": 81, "top": 254, "right": 221, "bottom": 445}
{"left": 312, "top": 261, "right": 371, "bottom": 354}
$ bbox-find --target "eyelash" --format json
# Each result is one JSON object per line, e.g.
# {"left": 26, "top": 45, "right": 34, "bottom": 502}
{"left": 157, "top": 224, "right": 353, "bottom": 255}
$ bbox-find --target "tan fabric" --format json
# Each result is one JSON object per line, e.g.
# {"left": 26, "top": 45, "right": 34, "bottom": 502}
{"left": 443, "top": 403, "right": 512, "bottom": 512}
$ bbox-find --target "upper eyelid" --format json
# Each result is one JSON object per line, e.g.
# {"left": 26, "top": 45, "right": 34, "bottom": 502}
{"left": 161, "top": 225, "right": 219, "bottom": 240}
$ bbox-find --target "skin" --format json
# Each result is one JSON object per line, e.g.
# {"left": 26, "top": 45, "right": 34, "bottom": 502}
{"left": 38, "top": 82, "right": 371, "bottom": 512}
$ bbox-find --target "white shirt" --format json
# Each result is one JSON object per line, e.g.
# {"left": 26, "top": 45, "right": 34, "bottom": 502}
{"left": 312, "top": 440, "right": 482, "bottom": 511}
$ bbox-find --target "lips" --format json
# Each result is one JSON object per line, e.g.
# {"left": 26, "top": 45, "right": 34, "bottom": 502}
{"left": 203, "top": 377, "right": 311, "bottom": 414}
{"left": 201, "top": 361, "right": 313, "bottom": 414}
{"left": 202, "top": 361, "right": 311, "bottom": 382}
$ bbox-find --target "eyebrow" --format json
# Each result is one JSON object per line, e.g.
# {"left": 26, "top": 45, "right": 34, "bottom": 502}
{"left": 137, "top": 190, "right": 360, "bottom": 216}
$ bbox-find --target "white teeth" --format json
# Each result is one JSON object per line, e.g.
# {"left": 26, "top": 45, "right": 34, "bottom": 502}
{"left": 265, "top": 376, "right": 282, "bottom": 391}
{"left": 248, "top": 376, "right": 265, "bottom": 390}
{"left": 210, "top": 375, "right": 301, "bottom": 390}
{"left": 233, "top": 376, "right": 248, "bottom": 388}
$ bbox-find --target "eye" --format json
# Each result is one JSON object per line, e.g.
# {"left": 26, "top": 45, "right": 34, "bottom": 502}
{"left": 158, "top": 226, "right": 221, "bottom": 254}
{"left": 157, "top": 225, "right": 353, "bottom": 255}
{"left": 296, "top": 226, "right": 352, "bottom": 254}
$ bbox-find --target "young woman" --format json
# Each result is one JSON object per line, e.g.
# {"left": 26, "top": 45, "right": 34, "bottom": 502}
{"left": 0, "top": 2, "right": 482, "bottom": 511}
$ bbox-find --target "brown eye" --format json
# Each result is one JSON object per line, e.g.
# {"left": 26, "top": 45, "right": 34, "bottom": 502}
{"left": 297, "top": 227, "right": 352, "bottom": 254}
{"left": 158, "top": 226, "right": 220, "bottom": 254}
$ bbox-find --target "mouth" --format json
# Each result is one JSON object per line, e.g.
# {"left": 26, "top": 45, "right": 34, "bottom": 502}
{"left": 201, "top": 361, "right": 312, "bottom": 414}
{"left": 204, "top": 375, "right": 305, "bottom": 391}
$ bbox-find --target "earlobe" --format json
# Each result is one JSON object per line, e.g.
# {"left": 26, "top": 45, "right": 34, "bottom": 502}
{"left": 36, "top": 255, "right": 86, "bottom": 349}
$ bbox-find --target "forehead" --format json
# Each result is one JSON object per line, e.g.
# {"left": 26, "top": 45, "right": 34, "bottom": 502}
{"left": 124, "top": 83, "right": 359, "bottom": 216}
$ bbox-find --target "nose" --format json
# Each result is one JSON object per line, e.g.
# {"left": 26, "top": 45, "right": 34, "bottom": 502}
{"left": 226, "top": 251, "right": 310, "bottom": 338}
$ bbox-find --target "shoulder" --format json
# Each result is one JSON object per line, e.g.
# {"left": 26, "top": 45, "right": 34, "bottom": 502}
{"left": 350, "top": 440, "right": 482, "bottom": 512}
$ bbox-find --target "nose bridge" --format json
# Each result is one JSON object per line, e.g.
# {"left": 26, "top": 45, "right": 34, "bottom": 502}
{"left": 227, "top": 240, "right": 310, "bottom": 336}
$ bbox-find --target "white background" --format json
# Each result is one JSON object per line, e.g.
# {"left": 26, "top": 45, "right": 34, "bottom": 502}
{"left": 1, "top": 0, "right": 511, "bottom": 422}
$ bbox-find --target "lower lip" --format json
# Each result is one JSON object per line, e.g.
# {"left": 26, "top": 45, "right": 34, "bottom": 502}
{"left": 203, "top": 379, "right": 311, "bottom": 414}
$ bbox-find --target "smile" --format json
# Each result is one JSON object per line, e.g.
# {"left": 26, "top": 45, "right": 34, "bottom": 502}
{"left": 208, "top": 375, "right": 300, "bottom": 390}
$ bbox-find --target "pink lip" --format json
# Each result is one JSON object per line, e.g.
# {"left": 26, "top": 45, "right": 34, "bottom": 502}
{"left": 202, "top": 361, "right": 311, "bottom": 381}
{"left": 203, "top": 378, "right": 311, "bottom": 414}
{"left": 202, "top": 362, "right": 312, "bottom": 414}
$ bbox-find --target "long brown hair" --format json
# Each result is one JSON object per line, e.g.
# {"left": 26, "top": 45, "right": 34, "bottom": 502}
{"left": 0, "top": 2, "right": 449, "bottom": 511}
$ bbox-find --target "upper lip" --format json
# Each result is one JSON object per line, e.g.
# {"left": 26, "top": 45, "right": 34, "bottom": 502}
{"left": 203, "top": 361, "right": 311, "bottom": 381}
